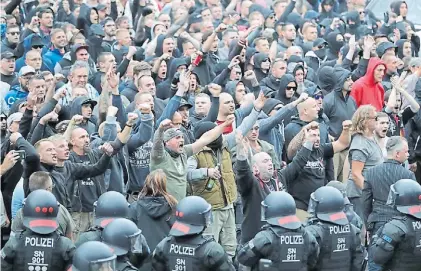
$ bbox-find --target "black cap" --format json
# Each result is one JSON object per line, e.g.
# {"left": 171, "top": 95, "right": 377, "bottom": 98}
{"left": 178, "top": 99, "right": 193, "bottom": 110}
{"left": 81, "top": 98, "right": 97, "bottom": 108}
{"left": 31, "top": 35, "right": 44, "bottom": 47}
{"left": 91, "top": 24, "right": 105, "bottom": 37}
{"left": 313, "top": 38, "right": 328, "bottom": 48}
{"left": 1, "top": 51, "right": 16, "bottom": 60}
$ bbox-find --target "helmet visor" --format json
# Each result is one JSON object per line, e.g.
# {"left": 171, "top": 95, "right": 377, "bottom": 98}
{"left": 386, "top": 184, "right": 397, "bottom": 207}
{"left": 202, "top": 205, "right": 213, "bottom": 227}
{"left": 260, "top": 201, "right": 268, "bottom": 222}
{"left": 90, "top": 255, "right": 116, "bottom": 271}
{"left": 129, "top": 231, "right": 143, "bottom": 254}
{"left": 307, "top": 193, "right": 317, "bottom": 217}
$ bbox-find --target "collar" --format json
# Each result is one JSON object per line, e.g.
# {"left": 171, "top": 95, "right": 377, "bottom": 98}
{"left": 385, "top": 159, "right": 402, "bottom": 165}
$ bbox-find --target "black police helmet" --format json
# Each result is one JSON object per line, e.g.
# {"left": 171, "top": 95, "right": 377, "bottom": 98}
{"left": 102, "top": 218, "right": 143, "bottom": 256}
{"left": 387, "top": 179, "right": 421, "bottom": 219}
{"left": 308, "top": 186, "right": 348, "bottom": 225}
{"left": 170, "top": 196, "right": 212, "bottom": 237}
{"left": 22, "top": 190, "right": 59, "bottom": 234}
{"left": 93, "top": 191, "right": 130, "bottom": 227}
{"left": 261, "top": 191, "right": 301, "bottom": 229}
{"left": 71, "top": 241, "right": 116, "bottom": 271}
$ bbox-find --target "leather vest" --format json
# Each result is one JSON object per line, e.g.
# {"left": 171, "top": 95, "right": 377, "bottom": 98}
{"left": 267, "top": 227, "right": 308, "bottom": 271}
{"left": 14, "top": 230, "right": 66, "bottom": 271}
{"left": 385, "top": 217, "right": 421, "bottom": 271}
{"left": 193, "top": 147, "right": 237, "bottom": 209}
{"left": 164, "top": 236, "right": 214, "bottom": 271}
{"left": 318, "top": 223, "right": 353, "bottom": 271}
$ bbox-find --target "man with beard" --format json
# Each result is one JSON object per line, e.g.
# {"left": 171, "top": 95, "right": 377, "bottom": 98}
{"left": 275, "top": 23, "right": 296, "bottom": 53}
{"left": 5, "top": 66, "right": 35, "bottom": 108}
{"left": 286, "top": 120, "right": 352, "bottom": 222}
{"left": 1, "top": 25, "right": 19, "bottom": 53}
{"left": 102, "top": 18, "right": 117, "bottom": 51}
{"left": 68, "top": 113, "right": 137, "bottom": 239}
{"left": 374, "top": 112, "right": 391, "bottom": 157}
{"left": 0, "top": 51, "right": 17, "bottom": 87}
{"left": 323, "top": 67, "right": 357, "bottom": 181}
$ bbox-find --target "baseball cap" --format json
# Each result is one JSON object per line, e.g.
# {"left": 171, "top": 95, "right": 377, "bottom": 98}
{"left": 90, "top": 24, "right": 105, "bottom": 37}
{"left": 313, "top": 38, "right": 328, "bottom": 48}
{"left": 31, "top": 35, "right": 44, "bottom": 47}
{"left": 18, "top": 66, "right": 36, "bottom": 77}
{"left": 1, "top": 51, "right": 16, "bottom": 60}
{"left": 7, "top": 112, "right": 23, "bottom": 128}
{"left": 81, "top": 98, "right": 98, "bottom": 108}
{"left": 96, "top": 3, "right": 107, "bottom": 10}
{"left": 163, "top": 128, "right": 184, "bottom": 142}
{"left": 178, "top": 99, "right": 193, "bottom": 110}
{"left": 409, "top": 57, "right": 421, "bottom": 68}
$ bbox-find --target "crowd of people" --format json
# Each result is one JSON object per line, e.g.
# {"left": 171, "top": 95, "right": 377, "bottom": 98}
{"left": 1, "top": 0, "right": 421, "bottom": 269}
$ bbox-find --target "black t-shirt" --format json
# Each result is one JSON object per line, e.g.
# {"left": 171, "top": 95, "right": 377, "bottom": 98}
{"left": 385, "top": 107, "right": 416, "bottom": 137}
{"left": 288, "top": 143, "right": 335, "bottom": 210}
{"left": 0, "top": 72, "right": 17, "bottom": 86}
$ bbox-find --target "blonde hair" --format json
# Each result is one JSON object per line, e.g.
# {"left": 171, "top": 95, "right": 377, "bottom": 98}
{"left": 351, "top": 105, "right": 376, "bottom": 135}
{"left": 139, "top": 169, "right": 178, "bottom": 209}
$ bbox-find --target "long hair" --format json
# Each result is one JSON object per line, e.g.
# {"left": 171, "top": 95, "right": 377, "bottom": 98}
{"left": 139, "top": 169, "right": 177, "bottom": 209}
{"left": 351, "top": 105, "right": 376, "bottom": 135}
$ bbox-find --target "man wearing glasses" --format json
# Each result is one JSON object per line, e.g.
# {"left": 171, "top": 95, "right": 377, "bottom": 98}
{"left": 4, "top": 66, "right": 35, "bottom": 108}
{"left": 1, "top": 25, "right": 19, "bottom": 53}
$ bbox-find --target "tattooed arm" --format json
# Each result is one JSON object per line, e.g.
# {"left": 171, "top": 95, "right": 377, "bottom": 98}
{"left": 287, "top": 122, "right": 319, "bottom": 160}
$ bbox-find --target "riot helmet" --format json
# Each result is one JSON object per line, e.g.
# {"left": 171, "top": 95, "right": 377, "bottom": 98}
{"left": 71, "top": 241, "right": 116, "bottom": 271}
{"left": 169, "top": 196, "right": 212, "bottom": 237}
{"left": 326, "top": 180, "right": 351, "bottom": 205}
{"left": 102, "top": 218, "right": 144, "bottom": 256}
{"left": 93, "top": 191, "right": 130, "bottom": 227}
{"left": 22, "top": 190, "right": 59, "bottom": 234}
{"left": 387, "top": 179, "right": 421, "bottom": 219}
{"left": 261, "top": 191, "right": 301, "bottom": 229}
{"left": 308, "top": 186, "right": 348, "bottom": 225}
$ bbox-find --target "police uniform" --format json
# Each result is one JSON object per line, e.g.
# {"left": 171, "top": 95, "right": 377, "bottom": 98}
{"left": 152, "top": 234, "right": 234, "bottom": 271}
{"left": 116, "top": 257, "right": 139, "bottom": 271}
{"left": 1, "top": 230, "right": 75, "bottom": 271}
{"left": 1, "top": 190, "right": 75, "bottom": 271}
{"left": 102, "top": 218, "right": 150, "bottom": 269}
{"left": 151, "top": 196, "right": 235, "bottom": 271}
{"left": 237, "top": 191, "right": 319, "bottom": 271}
{"left": 370, "top": 179, "right": 421, "bottom": 270}
{"left": 71, "top": 241, "right": 117, "bottom": 271}
{"left": 75, "top": 227, "right": 102, "bottom": 247}
{"left": 75, "top": 191, "right": 130, "bottom": 247}
{"left": 305, "top": 186, "right": 364, "bottom": 271}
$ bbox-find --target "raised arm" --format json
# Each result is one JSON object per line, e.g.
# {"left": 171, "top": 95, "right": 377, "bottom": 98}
{"left": 331, "top": 120, "right": 352, "bottom": 153}
{"left": 151, "top": 119, "right": 172, "bottom": 162}
{"left": 287, "top": 121, "right": 318, "bottom": 160}
{"left": 127, "top": 106, "right": 154, "bottom": 153}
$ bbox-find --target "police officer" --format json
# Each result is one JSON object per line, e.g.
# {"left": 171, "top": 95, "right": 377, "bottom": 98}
{"left": 0, "top": 190, "right": 75, "bottom": 271}
{"left": 71, "top": 241, "right": 117, "bottom": 271}
{"left": 237, "top": 191, "right": 319, "bottom": 270}
{"left": 305, "top": 186, "right": 364, "bottom": 271}
{"left": 102, "top": 218, "right": 150, "bottom": 270}
{"left": 151, "top": 196, "right": 235, "bottom": 271}
{"left": 371, "top": 179, "right": 421, "bottom": 270}
{"left": 326, "top": 181, "right": 363, "bottom": 230}
{"left": 75, "top": 191, "right": 130, "bottom": 247}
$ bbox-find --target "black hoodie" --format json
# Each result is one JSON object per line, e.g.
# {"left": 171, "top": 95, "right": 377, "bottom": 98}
{"left": 275, "top": 74, "right": 297, "bottom": 105}
{"left": 70, "top": 96, "right": 97, "bottom": 135}
{"left": 156, "top": 58, "right": 188, "bottom": 100}
{"left": 323, "top": 66, "right": 357, "bottom": 139}
{"left": 326, "top": 32, "right": 344, "bottom": 61}
{"left": 252, "top": 53, "right": 270, "bottom": 81}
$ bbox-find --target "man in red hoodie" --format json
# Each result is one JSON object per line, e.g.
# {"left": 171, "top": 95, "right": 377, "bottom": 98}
{"left": 350, "top": 57, "right": 386, "bottom": 111}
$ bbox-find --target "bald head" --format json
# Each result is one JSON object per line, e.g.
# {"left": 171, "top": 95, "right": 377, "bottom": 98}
{"left": 70, "top": 127, "right": 90, "bottom": 153}
{"left": 252, "top": 152, "right": 274, "bottom": 181}
{"left": 297, "top": 97, "right": 319, "bottom": 122}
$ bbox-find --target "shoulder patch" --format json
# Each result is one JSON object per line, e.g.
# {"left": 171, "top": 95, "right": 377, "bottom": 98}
{"left": 382, "top": 235, "right": 393, "bottom": 244}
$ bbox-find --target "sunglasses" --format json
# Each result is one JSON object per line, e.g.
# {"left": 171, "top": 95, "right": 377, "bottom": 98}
{"left": 0, "top": 117, "right": 6, "bottom": 121}
{"left": 32, "top": 45, "right": 43, "bottom": 49}
{"left": 368, "top": 116, "right": 378, "bottom": 121}
{"left": 314, "top": 94, "right": 324, "bottom": 100}
{"left": 317, "top": 44, "right": 326, "bottom": 49}
{"left": 286, "top": 86, "right": 297, "bottom": 91}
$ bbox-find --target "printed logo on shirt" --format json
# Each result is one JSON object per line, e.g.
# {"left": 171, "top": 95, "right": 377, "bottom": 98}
{"left": 130, "top": 140, "right": 153, "bottom": 168}
{"left": 304, "top": 158, "right": 325, "bottom": 171}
